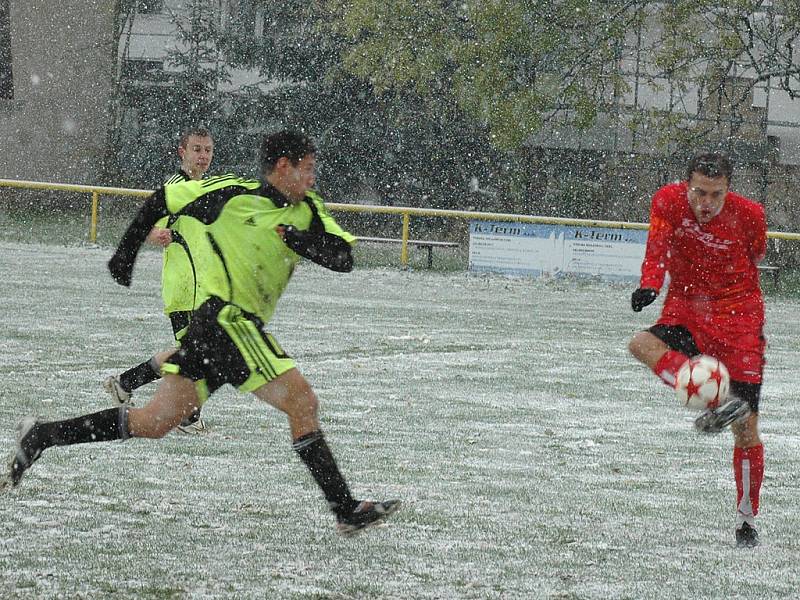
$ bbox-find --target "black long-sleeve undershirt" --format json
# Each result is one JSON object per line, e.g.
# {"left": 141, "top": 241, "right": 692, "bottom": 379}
{"left": 108, "top": 188, "right": 169, "bottom": 287}
{"left": 282, "top": 225, "right": 354, "bottom": 272}
{"left": 108, "top": 185, "right": 354, "bottom": 287}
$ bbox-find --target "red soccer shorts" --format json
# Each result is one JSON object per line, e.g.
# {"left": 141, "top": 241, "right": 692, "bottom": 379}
{"left": 655, "top": 316, "right": 765, "bottom": 384}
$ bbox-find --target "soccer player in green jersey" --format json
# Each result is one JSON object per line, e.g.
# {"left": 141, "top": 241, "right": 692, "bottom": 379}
{"left": 4, "top": 130, "right": 400, "bottom": 535}
{"left": 103, "top": 126, "right": 214, "bottom": 434}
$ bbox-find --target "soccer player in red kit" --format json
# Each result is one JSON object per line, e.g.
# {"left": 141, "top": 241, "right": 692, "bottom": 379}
{"left": 628, "top": 153, "right": 766, "bottom": 548}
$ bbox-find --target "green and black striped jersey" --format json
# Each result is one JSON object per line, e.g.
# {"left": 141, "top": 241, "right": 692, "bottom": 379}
{"left": 109, "top": 174, "right": 355, "bottom": 325}
{"left": 157, "top": 170, "right": 202, "bottom": 315}
{"left": 163, "top": 170, "right": 192, "bottom": 186}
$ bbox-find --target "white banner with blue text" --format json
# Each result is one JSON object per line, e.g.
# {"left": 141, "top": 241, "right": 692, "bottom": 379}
{"left": 468, "top": 221, "right": 648, "bottom": 281}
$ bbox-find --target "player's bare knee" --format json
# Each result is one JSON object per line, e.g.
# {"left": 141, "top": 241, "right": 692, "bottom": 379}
{"left": 289, "top": 387, "right": 319, "bottom": 419}
{"left": 628, "top": 333, "right": 648, "bottom": 360}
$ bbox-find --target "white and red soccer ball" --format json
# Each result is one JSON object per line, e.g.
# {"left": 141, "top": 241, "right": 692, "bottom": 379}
{"left": 675, "top": 355, "right": 730, "bottom": 410}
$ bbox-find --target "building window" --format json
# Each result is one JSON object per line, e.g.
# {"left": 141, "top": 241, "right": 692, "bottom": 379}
{"left": 0, "top": 0, "right": 12, "bottom": 99}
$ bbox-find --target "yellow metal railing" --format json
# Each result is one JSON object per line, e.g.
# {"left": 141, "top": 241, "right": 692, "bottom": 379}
{"left": 0, "top": 178, "right": 151, "bottom": 247}
{"left": 3, "top": 178, "right": 800, "bottom": 267}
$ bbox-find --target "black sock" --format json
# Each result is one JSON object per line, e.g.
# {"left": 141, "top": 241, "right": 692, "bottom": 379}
{"left": 119, "top": 357, "right": 161, "bottom": 392}
{"left": 293, "top": 431, "right": 356, "bottom": 517}
{"left": 25, "top": 406, "right": 129, "bottom": 456}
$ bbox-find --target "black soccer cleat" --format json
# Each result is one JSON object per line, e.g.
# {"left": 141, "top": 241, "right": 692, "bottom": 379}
{"left": 736, "top": 522, "right": 759, "bottom": 548}
{"left": 3, "top": 417, "right": 43, "bottom": 489}
{"left": 336, "top": 499, "right": 401, "bottom": 537}
{"left": 694, "top": 398, "right": 751, "bottom": 434}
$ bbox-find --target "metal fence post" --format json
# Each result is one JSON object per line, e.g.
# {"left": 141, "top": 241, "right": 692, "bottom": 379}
{"left": 400, "top": 212, "right": 410, "bottom": 267}
{"left": 90, "top": 190, "right": 99, "bottom": 242}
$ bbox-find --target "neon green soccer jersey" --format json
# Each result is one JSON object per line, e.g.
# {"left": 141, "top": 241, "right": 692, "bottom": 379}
{"left": 158, "top": 170, "right": 200, "bottom": 316}
{"left": 159, "top": 177, "right": 355, "bottom": 323}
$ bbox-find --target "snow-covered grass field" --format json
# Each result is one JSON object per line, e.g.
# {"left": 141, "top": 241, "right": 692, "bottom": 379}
{"left": 1, "top": 240, "right": 800, "bottom": 599}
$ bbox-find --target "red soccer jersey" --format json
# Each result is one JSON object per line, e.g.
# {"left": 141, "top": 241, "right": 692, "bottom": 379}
{"left": 640, "top": 181, "right": 766, "bottom": 343}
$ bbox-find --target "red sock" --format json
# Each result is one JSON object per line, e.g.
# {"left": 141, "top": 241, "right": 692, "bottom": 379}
{"left": 734, "top": 444, "right": 764, "bottom": 522}
{"left": 653, "top": 350, "right": 689, "bottom": 388}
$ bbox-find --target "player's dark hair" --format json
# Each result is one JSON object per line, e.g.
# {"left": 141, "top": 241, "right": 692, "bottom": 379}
{"left": 178, "top": 126, "right": 213, "bottom": 148}
{"left": 686, "top": 153, "right": 733, "bottom": 182}
{"left": 260, "top": 130, "right": 317, "bottom": 174}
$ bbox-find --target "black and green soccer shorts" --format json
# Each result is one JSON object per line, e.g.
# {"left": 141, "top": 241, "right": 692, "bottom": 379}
{"left": 168, "top": 310, "right": 191, "bottom": 341}
{"left": 161, "top": 297, "right": 295, "bottom": 403}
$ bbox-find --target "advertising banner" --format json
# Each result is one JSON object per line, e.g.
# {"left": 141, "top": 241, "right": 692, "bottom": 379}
{"left": 468, "top": 221, "right": 648, "bottom": 282}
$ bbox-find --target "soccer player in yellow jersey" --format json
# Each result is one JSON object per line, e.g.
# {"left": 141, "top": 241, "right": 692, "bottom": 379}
{"left": 103, "top": 127, "right": 214, "bottom": 433}
{"left": 4, "top": 130, "right": 400, "bottom": 536}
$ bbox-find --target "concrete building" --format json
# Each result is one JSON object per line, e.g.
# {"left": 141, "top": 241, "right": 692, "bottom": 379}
{"left": 0, "top": 0, "right": 116, "bottom": 184}
{"left": 3, "top": 1, "right": 800, "bottom": 192}
{"left": 528, "top": 4, "right": 800, "bottom": 166}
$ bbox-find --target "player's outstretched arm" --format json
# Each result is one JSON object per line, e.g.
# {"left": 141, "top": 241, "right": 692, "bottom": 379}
{"left": 108, "top": 188, "right": 170, "bottom": 286}
{"left": 279, "top": 225, "right": 354, "bottom": 272}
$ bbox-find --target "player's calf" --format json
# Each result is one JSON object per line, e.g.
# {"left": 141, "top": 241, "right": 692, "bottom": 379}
{"left": 3, "top": 407, "right": 129, "bottom": 489}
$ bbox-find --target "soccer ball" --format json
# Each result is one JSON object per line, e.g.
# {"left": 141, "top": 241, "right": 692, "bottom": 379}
{"left": 675, "top": 355, "right": 730, "bottom": 410}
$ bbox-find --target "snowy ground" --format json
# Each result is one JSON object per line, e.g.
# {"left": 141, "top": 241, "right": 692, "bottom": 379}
{"left": 1, "top": 240, "right": 799, "bottom": 599}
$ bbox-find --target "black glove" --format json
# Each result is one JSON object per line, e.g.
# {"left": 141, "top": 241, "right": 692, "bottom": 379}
{"left": 108, "top": 251, "right": 134, "bottom": 287}
{"left": 631, "top": 288, "right": 657, "bottom": 312}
